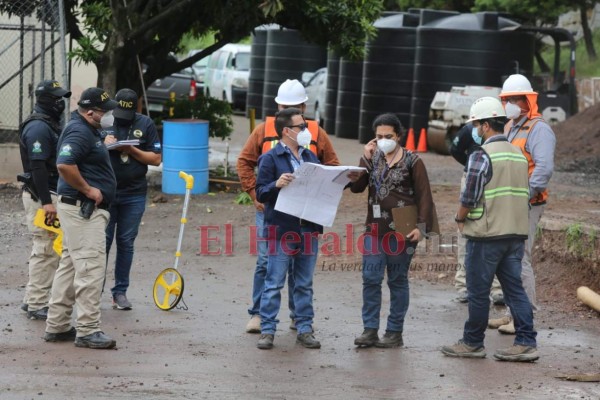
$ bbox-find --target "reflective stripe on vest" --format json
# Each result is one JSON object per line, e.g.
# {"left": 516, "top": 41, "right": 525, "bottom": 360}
{"left": 467, "top": 186, "right": 530, "bottom": 218}
{"left": 484, "top": 186, "right": 530, "bottom": 199}
{"left": 468, "top": 207, "right": 484, "bottom": 219}
{"left": 505, "top": 117, "right": 548, "bottom": 204}
{"left": 262, "top": 117, "right": 319, "bottom": 155}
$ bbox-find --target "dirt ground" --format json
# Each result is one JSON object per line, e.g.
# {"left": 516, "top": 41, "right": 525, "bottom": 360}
{"left": 1, "top": 115, "right": 599, "bottom": 399}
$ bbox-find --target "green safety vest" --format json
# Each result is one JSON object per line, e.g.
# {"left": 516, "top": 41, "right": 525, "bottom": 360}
{"left": 463, "top": 140, "right": 530, "bottom": 240}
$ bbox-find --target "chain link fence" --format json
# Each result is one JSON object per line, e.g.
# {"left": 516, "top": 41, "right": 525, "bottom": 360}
{"left": 0, "top": 0, "right": 68, "bottom": 143}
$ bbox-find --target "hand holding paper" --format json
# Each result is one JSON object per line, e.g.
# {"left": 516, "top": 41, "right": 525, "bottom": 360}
{"left": 275, "top": 163, "right": 366, "bottom": 227}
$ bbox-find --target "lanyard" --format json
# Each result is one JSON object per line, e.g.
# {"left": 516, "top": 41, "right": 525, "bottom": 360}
{"left": 373, "top": 146, "right": 400, "bottom": 200}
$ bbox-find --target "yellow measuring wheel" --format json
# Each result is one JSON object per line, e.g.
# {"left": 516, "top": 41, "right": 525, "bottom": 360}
{"left": 153, "top": 171, "right": 194, "bottom": 311}
{"left": 153, "top": 268, "right": 184, "bottom": 310}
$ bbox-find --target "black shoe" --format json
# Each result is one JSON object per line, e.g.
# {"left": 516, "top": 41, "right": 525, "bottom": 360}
{"left": 375, "top": 331, "right": 403, "bottom": 348}
{"left": 354, "top": 328, "right": 379, "bottom": 347}
{"left": 44, "top": 327, "right": 77, "bottom": 342}
{"left": 257, "top": 334, "right": 274, "bottom": 350}
{"left": 296, "top": 333, "right": 321, "bottom": 349}
{"left": 27, "top": 307, "right": 48, "bottom": 320}
{"left": 74, "top": 331, "right": 116, "bottom": 349}
{"left": 21, "top": 303, "right": 28, "bottom": 312}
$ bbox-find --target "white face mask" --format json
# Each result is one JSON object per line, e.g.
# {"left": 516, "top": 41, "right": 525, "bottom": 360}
{"left": 377, "top": 138, "right": 397, "bottom": 154}
{"left": 296, "top": 128, "right": 312, "bottom": 147}
{"left": 504, "top": 102, "right": 523, "bottom": 120}
{"left": 100, "top": 110, "right": 115, "bottom": 129}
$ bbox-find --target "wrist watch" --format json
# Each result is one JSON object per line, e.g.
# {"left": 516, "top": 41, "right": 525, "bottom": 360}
{"left": 454, "top": 214, "right": 466, "bottom": 223}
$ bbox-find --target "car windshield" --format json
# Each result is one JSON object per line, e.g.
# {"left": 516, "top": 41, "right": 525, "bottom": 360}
{"left": 235, "top": 52, "right": 250, "bottom": 71}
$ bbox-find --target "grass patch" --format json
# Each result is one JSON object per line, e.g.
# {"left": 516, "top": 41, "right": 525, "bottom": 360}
{"left": 565, "top": 223, "right": 597, "bottom": 259}
{"left": 538, "top": 28, "right": 600, "bottom": 78}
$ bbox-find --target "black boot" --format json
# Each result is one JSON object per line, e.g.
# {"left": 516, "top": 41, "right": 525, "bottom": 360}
{"left": 375, "top": 330, "right": 403, "bottom": 348}
{"left": 354, "top": 328, "right": 379, "bottom": 347}
{"left": 296, "top": 333, "right": 321, "bottom": 349}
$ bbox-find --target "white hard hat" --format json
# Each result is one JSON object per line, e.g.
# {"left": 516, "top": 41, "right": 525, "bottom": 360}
{"left": 467, "top": 97, "right": 506, "bottom": 122}
{"left": 500, "top": 74, "right": 536, "bottom": 97}
{"left": 275, "top": 79, "right": 308, "bottom": 105}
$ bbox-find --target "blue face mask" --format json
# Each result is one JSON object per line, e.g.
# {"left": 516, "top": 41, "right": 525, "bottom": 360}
{"left": 471, "top": 127, "right": 482, "bottom": 145}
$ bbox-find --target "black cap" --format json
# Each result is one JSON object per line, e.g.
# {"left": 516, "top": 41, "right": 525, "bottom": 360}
{"left": 113, "top": 88, "right": 138, "bottom": 120}
{"left": 35, "top": 80, "right": 71, "bottom": 98}
{"left": 77, "top": 87, "right": 117, "bottom": 111}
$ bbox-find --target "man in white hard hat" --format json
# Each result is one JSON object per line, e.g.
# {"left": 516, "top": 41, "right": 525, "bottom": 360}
{"left": 450, "top": 122, "right": 504, "bottom": 306}
{"left": 237, "top": 79, "right": 340, "bottom": 334}
{"left": 488, "top": 74, "right": 556, "bottom": 334}
{"left": 442, "top": 97, "right": 538, "bottom": 362}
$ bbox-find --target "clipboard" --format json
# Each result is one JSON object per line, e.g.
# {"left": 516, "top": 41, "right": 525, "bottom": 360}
{"left": 429, "top": 203, "right": 440, "bottom": 236}
{"left": 392, "top": 203, "right": 441, "bottom": 237}
{"left": 392, "top": 205, "right": 418, "bottom": 237}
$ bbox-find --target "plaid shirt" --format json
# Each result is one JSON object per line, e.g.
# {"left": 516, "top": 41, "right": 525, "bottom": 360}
{"left": 460, "top": 135, "right": 508, "bottom": 208}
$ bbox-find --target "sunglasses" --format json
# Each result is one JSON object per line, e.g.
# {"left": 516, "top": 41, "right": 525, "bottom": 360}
{"left": 286, "top": 122, "right": 308, "bottom": 131}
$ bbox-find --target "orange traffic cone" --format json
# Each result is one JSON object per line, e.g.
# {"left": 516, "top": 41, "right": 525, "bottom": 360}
{"left": 416, "top": 128, "right": 428, "bottom": 153}
{"left": 405, "top": 128, "right": 416, "bottom": 151}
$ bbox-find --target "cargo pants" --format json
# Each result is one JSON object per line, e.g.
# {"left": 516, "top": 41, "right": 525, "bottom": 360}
{"left": 46, "top": 201, "right": 109, "bottom": 337}
{"left": 22, "top": 191, "right": 60, "bottom": 312}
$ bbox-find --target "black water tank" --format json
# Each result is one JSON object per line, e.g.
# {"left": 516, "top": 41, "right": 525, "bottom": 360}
{"left": 335, "top": 58, "right": 363, "bottom": 139}
{"left": 247, "top": 25, "right": 274, "bottom": 119}
{"left": 323, "top": 50, "right": 340, "bottom": 135}
{"left": 410, "top": 12, "right": 535, "bottom": 135}
{"left": 262, "top": 29, "right": 327, "bottom": 119}
{"left": 358, "top": 13, "right": 420, "bottom": 144}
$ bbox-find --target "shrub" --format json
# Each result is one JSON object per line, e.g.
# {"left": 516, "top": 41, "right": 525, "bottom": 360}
{"left": 155, "top": 92, "right": 233, "bottom": 140}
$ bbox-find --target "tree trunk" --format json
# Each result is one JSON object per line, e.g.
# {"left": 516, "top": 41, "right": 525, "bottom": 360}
{"left": 580, "top": 2, "right": 597, "bottom": 61}
{"left": 96, "top": 29, "right": 142, "bottom": 97}
{"left": 96, "top": 43, "right": 119, "bottom": 95}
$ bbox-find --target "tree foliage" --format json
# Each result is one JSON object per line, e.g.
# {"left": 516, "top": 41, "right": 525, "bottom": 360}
{"left": 0, "top": 0, "right": 384, "bottom": 94}
{"left": 396, "top": 0, "right": 474, "bottom": 13}
{"left": 473, "top": 0, "right": 569, "bottom": 24}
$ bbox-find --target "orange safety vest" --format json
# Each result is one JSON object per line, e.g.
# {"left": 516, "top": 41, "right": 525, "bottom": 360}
{"left": 262, "top": 117, "right": 319, "bottom": 155}
{"left": 505, "top": 117, "right": 548, "bottom": 205}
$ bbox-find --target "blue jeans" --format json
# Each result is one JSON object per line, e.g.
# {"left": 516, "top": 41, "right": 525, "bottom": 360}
{"left": 361, "top": 234, "right": 414, "bottom": 332}
{"left": 260, "top": 228, "right": 318, "bottom": 335}
{"left": 249, "top": 211, "right": 295, "bottom": 318}
{"left": 106, "top": 193, "right": 147, "bottom": 295}
{"left": 463, "top": 238, "right": 536, "bottom": 348}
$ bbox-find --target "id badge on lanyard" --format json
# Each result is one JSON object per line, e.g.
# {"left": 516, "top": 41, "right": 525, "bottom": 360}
{"left": 119, "top": 125, "right": 134, "bottom": 164}
{"left": 372, "top": 204, "right": 381, "bottom": 218}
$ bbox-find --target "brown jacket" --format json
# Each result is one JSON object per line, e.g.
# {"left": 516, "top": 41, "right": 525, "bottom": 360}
{"left": 350, "top": 149, "right": 434, "bottom": 237}
{"left": 236, "top": 121, "right": 340, "bottom": 201}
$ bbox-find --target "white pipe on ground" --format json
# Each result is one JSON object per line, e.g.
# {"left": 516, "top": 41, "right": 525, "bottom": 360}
{"left": 577, "top": 286, "right": 600, "bottom": 312}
